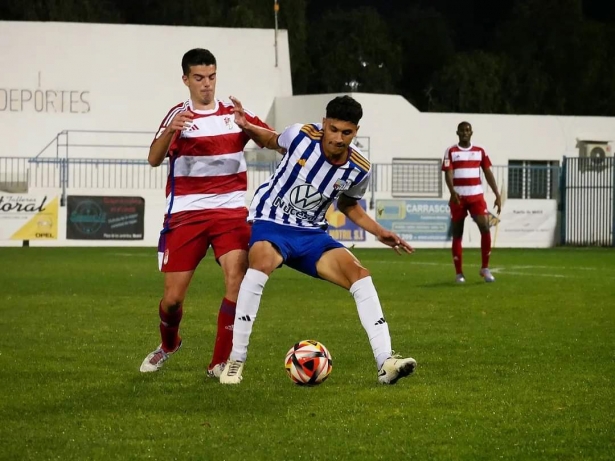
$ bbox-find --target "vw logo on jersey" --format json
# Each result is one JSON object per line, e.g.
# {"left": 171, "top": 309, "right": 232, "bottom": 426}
{"left": 289, "top": 184, "right": 323, "bottom": 211}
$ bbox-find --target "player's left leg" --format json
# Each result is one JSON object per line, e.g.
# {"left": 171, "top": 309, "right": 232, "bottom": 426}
{"left": 315, "top": 247, "right": 416, "bottom": 384}
{"left": 220, "top": 221, "right": 289, "bottom": 384}
{"left": 207, "top": 220, "right": 251, "bottom": 378}
{"left": 471, "top": 199, "right": 495, "bottom": 282}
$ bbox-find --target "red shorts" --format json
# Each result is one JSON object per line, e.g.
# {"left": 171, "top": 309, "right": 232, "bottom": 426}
{"left": 449, "top": 196, "right": 488, "bottom": 222}
{"left": 157, "top": 217, "right": 250, "bottom": 272}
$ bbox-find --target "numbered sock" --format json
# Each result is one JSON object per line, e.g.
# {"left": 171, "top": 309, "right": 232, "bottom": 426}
{"left": 209, "top": 297, "right": 236, "bottom": 369}
{"left": 229, "top": 269, "right": 269, "bottom": 363}
{"left": 350, "top": 276, "right": 392, "bottom": 370}
{"left": 159, "top": 301, "right": 182, "bottom": 352}
{"left": 481, "top": 231, "right": 492, "bottom": 269}
{"left": 452, "top": 237, "right": 463, "bottom": 274}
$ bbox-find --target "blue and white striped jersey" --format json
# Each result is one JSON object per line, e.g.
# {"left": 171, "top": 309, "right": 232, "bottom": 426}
{"left": 248, "top": 123, "right": 371, "bottom": 228}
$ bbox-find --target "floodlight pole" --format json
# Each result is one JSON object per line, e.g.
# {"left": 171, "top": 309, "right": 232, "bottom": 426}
{"left": 274, "top": 0, "right": 279, "bottom": 67}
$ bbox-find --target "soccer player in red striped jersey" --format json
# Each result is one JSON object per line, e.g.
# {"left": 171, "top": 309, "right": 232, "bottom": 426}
{"left": 139, "top": 48, "right": 271, "bottom": 376}
{"left": 442, "top": 122, "right": 502, "bottom": 283}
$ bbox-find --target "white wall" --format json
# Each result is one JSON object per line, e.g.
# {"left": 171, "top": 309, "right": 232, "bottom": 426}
{"left": 2, "top": 22, "right": 612, "bottom": 249}
{"left": 0, "top": 21, "right": 292, "bottom": 160}
{"left": 273, "top": 93, "right": 615, "bottom": 165}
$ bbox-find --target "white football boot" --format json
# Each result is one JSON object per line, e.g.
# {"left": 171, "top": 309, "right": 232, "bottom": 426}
{"left": 219, "top": 360, "right": 244, "bottom": 384}
{"left": 378, "top": 355, "right": 417, "bottom": 384}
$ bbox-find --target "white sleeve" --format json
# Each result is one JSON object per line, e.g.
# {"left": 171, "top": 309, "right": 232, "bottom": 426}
{"left": 343, "top": 171, "right": 371, "bottom": 200}
{"left": 277, "top": 123, "right": 303, "bottom": 150}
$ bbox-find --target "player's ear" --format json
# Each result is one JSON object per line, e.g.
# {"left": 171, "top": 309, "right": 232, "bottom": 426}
{"left": 182, "top": 75, "right": 189, "bottom": 87}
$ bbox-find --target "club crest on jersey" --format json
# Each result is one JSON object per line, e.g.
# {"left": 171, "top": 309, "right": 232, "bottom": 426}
{"left": 223, "top": 116, "right": 234, "bottom": 130}
{"left": 289, "top": 184, "right": 323, "bottom": 211}
{"left": 297, "top": 159, "right": 307, "bottom": 167}
{"left": 333, "top": 179, "right": 352, "bottom": 191}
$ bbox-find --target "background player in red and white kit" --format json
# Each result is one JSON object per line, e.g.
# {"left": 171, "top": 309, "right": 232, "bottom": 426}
{"left": 139, "top": 48, "right": 271, "bottom": 376}
{"left": 442, "top": 121, "right": 502, "bottom": 283}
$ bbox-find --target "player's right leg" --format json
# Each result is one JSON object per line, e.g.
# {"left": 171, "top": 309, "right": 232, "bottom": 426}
{"left": 140, "top": 224, "right": 208, "bottom": 373}
{"left": 220, "top": 221, "right": 287, "bottom": 385}
{"left": 140, "top": 271, "right": 194, "bottom": 372}
{"left": 316, "top": 247, "right": 416, "bottom": 385}
{"left": 449, "top": 202, "right": 467, "bottom": 283}
{"left": 207, "top": 218, "right": 251, "bottom": 378}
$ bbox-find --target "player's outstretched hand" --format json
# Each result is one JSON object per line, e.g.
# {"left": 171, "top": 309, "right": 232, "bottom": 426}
{"left": 377, "top": 230, "right": 414, "bottom": 255}
{"left": 229, "top": 96, "right": 249, "bottom": 129}
{"left": 169, "top": 111, "right": 194, "bottom": 132}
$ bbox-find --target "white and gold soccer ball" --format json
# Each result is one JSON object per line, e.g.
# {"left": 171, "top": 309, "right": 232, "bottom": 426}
{"left": 284, "top": 340, "right": 333, "bottom": 386}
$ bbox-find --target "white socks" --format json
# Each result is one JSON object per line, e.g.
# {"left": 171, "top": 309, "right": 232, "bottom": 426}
{"left": 229, "top": 268, "right": 269, "bottom": 362}
{"left": 230, "top": 271, "right": 392, "bottom": 370}
{"left": 350, "top": 276, "right": 392, "bottom": 370}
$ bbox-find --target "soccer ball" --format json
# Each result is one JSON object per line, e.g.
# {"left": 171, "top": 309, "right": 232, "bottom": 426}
{"left": 284, "top": 340, "right": 333, "bottom": 386}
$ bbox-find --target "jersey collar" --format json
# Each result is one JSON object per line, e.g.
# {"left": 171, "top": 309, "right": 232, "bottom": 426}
{"left": 188, "top": 98, "right": 219, "bottom": 115}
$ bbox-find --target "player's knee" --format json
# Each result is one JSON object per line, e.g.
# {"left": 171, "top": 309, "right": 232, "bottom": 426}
{"left": 162, "top": 293, "right": 184, "bottom": 311}
{"left": 224, "top": 270, "right": 244, "bottom": 296}
{"left": 346, "top": 265, "right": 371, "bottom": 286}
{"left": 477, "top": 222, "right": 490, "bottom": 233}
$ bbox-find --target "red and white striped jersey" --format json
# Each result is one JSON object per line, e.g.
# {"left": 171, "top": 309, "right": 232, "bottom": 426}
{"left": 152, "top": 99, "right": 270, "bottom": 230}
{"left": 441, "top": 143, "right": 492, "bottom": 201}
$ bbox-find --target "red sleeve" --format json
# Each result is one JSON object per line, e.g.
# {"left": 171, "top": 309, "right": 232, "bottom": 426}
{"left": 150, "top": 103, "right": 184, "bottom": 156}
{"left": 245, "top": 111, "right": 274, "bottom": 147}
{"left": 245, "top": 112, "right": 273, "bottom": 130}
{"left": 441, "top": 147, "right": 453, "bottom": 171}
{"left": 481, "top": 148, "right": 492, "bottom": 168}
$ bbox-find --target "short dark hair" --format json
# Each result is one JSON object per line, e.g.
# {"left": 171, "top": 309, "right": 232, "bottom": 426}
{"left": 457, "top": 121, "right": 472, "bottom": 131}
{"left": 181, "top": 48, "right": 217, "bottom": 76}
{"left": 325, "top": 96, "right": 363, "bottom": 126}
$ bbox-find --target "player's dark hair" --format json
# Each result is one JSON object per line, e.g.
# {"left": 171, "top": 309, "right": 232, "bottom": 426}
{"left": 325, "top": 96, "right": 363, "bottom": 126}
{"left": 457, "top": 121, "right": 472, "bottom": 131}
{"left": 182, "top": 48, "right": 217, "bottom": 76}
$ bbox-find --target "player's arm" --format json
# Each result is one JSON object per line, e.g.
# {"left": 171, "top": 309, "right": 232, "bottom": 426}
{"left": 481, "top": 149, "right": 502, "bottom": 213}
{"left": 337, "top": 187, "right": 413, "bottom": 254}
{"left": 482, "top": 165, "right": 502, "bottom": 214}
{"left": 240, "top": 123, "right": 280, "bottom": 151}
{"left": 338, "top": 195, "right": 413, "bottom": 254}
{"left": 230, "top": 96, "right": 281, "bottom": 150}
{"left": 337, "top": 195, "right": 385, "bottom": 237}
{"left": 442, "top": 148, "right": 460, "bottom": 204}
{"left": 148, "top": 110, "right": 193, "bottom": 167}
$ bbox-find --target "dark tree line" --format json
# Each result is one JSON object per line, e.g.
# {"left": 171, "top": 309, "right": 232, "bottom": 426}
{"left": 2, "top": 0, "right": 614, "bottom": 115}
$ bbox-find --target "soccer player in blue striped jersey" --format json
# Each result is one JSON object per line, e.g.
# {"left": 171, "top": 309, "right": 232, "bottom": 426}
{"left": 220, "top": 95, "right": 417, "bottom": 385}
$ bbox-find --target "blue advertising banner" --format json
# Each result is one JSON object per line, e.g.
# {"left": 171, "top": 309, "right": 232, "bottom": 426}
{"left": 376, "top": 199, "right": 451, "bottom": 241}
{"left": 325, "top": 199, "right": 367, "bottom": 242}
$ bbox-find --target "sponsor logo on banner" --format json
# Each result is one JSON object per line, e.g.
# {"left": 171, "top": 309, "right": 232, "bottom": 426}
{"left": 496, "top": 200, "right": 557, "bottom": 247}
{"left": 375, "top": 199, "right": 451, "bottom": 242}
{"left": 0, "top": 194, "right": 59, "bottom": 240}
{"left": 67, "top": 195, "right": 145, "bottom": 240}
{"left": 325, "top": 199, "right": 367, "bottom": 242}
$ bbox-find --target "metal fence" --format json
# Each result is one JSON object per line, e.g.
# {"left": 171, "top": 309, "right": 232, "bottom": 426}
{"left": 4, "top": 127, "right": 614, "bottom": 246}
{"left": 1, "top": 154, "right": 560, "bottom": 201}
{"left": 560, "top": 156, "right": 614, "bottom": 246}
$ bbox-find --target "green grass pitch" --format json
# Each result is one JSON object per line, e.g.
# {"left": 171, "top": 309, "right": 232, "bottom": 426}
{"left": 1, "top": 247, "right": 614, "bottom": 460}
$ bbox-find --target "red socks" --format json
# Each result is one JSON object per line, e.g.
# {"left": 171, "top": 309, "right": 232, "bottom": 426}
{"left": 159, "top": 301, "right": 183, "bottom": 353}
{"left": 481, "top": 231, "right": 492, "bottom": 269}
{"left": 452, "top": 237, "right": 463, "bottom": 274}
{"left": 209, "top": 298, "right": 236, "bottom": 369}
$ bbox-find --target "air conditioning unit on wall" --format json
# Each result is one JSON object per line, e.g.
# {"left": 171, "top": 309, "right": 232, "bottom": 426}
{"left": 579, "top": 141, "right": 612, "bottom": 172}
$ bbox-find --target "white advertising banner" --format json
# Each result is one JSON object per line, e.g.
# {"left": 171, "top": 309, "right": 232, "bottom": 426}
{"left": 495, "top": 199, "right": 558, "bottom": 248}
{"left": 0, "top": 194, "right": 59, "bottom": 240}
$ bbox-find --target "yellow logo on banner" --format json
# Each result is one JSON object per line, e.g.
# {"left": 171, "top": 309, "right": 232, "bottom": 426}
{"left": 325, "top": 205, "right": 346, "bottom": 228}
{"left": 11, "top": 196, "right": 59, "bottom": 240}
